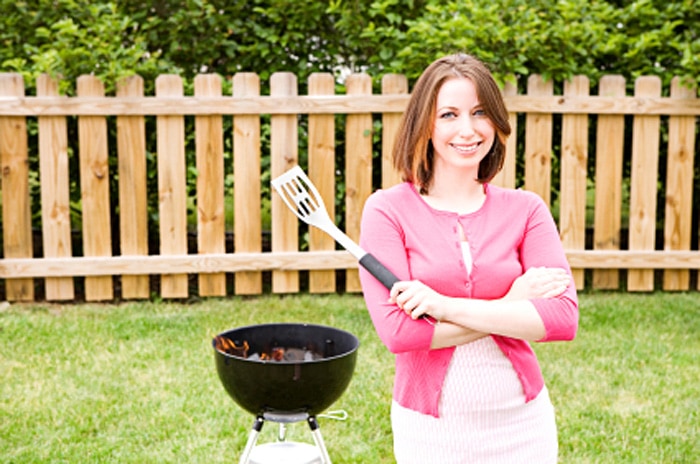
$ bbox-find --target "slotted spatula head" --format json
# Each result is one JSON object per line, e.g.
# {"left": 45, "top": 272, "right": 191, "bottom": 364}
{"left": 271, "top": 165, "right": 330, "bottom": 226}
{"left": 272, "top": 165, "right": 368, "bottom": 261}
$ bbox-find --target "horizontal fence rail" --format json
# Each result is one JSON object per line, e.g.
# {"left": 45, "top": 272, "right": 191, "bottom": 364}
{"left": 2, "top": 95, "right": 700, "bottom": 116}
{"left": 0, "top": 72, "right": 698, "bottom": 302}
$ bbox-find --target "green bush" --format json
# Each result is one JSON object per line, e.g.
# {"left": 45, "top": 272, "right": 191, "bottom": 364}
{"left": 1, "top": 0, "right": 697, "bottom": 243}
{"left": 3, "top": 0, "right": 697, "bottom": 92}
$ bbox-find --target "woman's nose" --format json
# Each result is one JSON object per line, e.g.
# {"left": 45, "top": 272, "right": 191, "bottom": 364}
{"left": 458, "top": 115, "right": 476, "bottom": 137}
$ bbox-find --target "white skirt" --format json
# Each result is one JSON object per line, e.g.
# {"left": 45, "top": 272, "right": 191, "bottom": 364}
{"left": 391, "top": 337, "right": 558, "bottom": 463}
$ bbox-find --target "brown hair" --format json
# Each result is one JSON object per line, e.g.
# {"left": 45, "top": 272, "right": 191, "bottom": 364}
{"left": 393, "top": 54, "right": 511, "bottom": 192}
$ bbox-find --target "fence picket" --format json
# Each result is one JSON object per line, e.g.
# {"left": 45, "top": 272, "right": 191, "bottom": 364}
{"left": 628, "top": 76, "right": 662, "bottom": 291}
{"left": 77, "top": 75, "right": 113, "bottom": 301}
{"left": 592, "top": 75, "right": 626, "bottom": 290}
{"left": 493, "top": 78, "right": 518, "bottom": 189}
{"left": 663, "top": 77, "right": 697, "bottom": 291}
{"left": 344, "top": 73, "right": 373, "bottom": 292}
{"left": 156, "top": 75, "right": 189, "bottom": 298}
{"left": 232, "top": 73, "right": 263, "bottom": 295}
{"left": 0, "top": 73, "right": 33, "bottom": 300}
{"left": 37, "top": 75, "right": 74, "bottom": 300}
{"left": 116, "top": 75, "right": 149, "bottom": 299}
{"left": 194, "top": 74, "right": 226, "bottom": 296}
{"left": 524, "top": 75, "right": 554, "bottom": 205}
{"left": 560, "top": 76, "right": 590, "bottom": 289}
{"left": 270, "top": 72, "right": 299, "bottom": 293}
{"left": 381, "top": 74, "right": 406, "bottom": 188}
{"left": 308, "top": 73, "right": 337, "bottom": 293}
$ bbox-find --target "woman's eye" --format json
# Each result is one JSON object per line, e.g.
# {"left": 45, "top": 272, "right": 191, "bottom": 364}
{"left": 473, "top": 108, "right": 486, "bottom": 117}
{"left": 439, "top": 111, "right": 457, "bottom": 119}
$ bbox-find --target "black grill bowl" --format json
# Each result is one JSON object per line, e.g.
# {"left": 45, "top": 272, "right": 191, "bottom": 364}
{"left": 213, "top": 323, "right": 359, "bottom": 416}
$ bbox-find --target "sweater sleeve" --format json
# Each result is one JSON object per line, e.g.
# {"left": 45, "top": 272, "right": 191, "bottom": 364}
{"left": 520, "top": 193, "right": 579, "bottom": 342}
{"left": 359, "top": 189, "right": 435, "bottom": 354}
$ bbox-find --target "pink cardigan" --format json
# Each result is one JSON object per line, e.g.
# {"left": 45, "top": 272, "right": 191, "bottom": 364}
{"left": 359, "top": 182, "right": 578, "bottom": 418}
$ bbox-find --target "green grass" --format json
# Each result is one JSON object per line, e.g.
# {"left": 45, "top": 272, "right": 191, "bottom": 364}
{"left": 0, "top": 292, "right": 698, "bottom": 463}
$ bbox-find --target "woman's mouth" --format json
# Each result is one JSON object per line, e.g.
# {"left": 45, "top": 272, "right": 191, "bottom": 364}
{"left": 451, "top": 142, "right": 480, "bottom": 154}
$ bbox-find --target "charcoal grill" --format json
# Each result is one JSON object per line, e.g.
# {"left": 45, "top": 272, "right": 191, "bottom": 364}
{"left": 213, "top": 323, "right": 359, "bottom": 464}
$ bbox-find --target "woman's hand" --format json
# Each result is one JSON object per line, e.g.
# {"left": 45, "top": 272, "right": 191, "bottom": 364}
{"left": 389, "top": 280, "right": 448, "bottom": 321}
{"left": 504, "top": 267, "right": 570, "bottom": 301}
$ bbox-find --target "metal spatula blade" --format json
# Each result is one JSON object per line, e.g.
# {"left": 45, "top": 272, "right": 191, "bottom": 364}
{"left": 271, "top": 165, "right": 398, "bottom": 289}
{"left": 271, "top": 166, "right": 363, "bottom": 259}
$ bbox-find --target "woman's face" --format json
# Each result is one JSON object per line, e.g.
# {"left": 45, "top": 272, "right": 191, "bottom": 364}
{"left": 431, "top": 77, "right": 496, "bottom": 176}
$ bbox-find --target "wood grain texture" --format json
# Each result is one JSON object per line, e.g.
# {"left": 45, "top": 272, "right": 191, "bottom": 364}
{"left": 559, "top": 76, "right": 589, "bottom": 289}
{"left": 628, "top": 76, "right": 662, "bottom": 291}
{"left": 492, "top": 78, "right": 518, "bottom": 189}
{"left": 308, "top": 73, "right": 337, "bottom": 293}
{"left": 195, "top": 74, "right": 226, "bottom": 296}
{"left": 77, "top": 75, "right": 113, "bottom": 301}
{"left": 232, "top": 73, "right": 263, "bottom": 295}
{"left": 663, "top": 77, "right": 697, "bottom": 291}
{"left": 0, "top": 73, "right": 34, "bottom": 300}
{"left": 2, "top": 94, "right": 698, "bottom": 116}
{"left": 270, "top": 72, "right": 299, "bottom": 293}
{"left": 524, "top": 75, "right": 554, "bottom": 206}
{"left": 116, "top": 75, "right": 149, "bottom": 299}
{"left": 592, "top": 76, "right": 626, "bottom": 290}
{"left": 344, "top": 73, "right": 373, "bottom": 292}
{"left": 156, "top": 75, "right": 188, "bottom": 298}
{"left": 381, "top": 74, "right": 406, "bottom": 188}
{"left": 37, "top": 75, "right": 75, "bottom": 300}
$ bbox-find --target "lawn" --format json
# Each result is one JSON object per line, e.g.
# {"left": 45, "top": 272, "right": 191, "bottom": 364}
{"left": 1, "top": 291, "right": 698, "bottom": 463}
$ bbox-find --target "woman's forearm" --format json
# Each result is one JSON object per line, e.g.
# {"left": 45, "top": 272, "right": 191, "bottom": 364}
{"left": 442, "top": 297, "right": 546, "bottom": 342}
{"left": 430, "top": 321, "right": 488, "bottom": 349}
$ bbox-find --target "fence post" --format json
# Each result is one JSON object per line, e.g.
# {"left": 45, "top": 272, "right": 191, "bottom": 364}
{"left": 663, "top": 77, "right": 697, "bottom": 291}
{"left": 308, "top": 73, "right": 337, "bottom": 293}
{"left": 344, "top": 73, "right": 373, "bottom": 293}
{"left": 381, "top": 74, "right": 406, "bottom": 188}
{"left": 116, "top": 75, "right": 149, "bottom": 299}
{"left": 156, "top": 75, "right": 189, "bottom": 298}
{"left": 0, "top": 73, "right": 34, "bottom": 301}
{"left": 77, "top": 75, "right": 113, "bottom": 301}
{"left": 232, "top": 73, "right": 262, "bottom": 295}
{"left": 524, "top": 75, "right": 553, "bottom": 206}
{"left": 37, "top": 74, "right": 75, "bottom": 301}
{"left": 270, "top": 72, "right": 299, "bottom": 293}
{"left": 492, "top": 77, "right": 518, "bottom": 189}
{"left": 628, "top": 76, "right": 662, "bottom": 291}
{"left": 560, "top": 75, "right": 590, "bottom": 289}
{"left": 195, "top": 73, "right": 226, "bottom": 296}
{"left": 593, "top": 75, "right": 626, "bottom": 290}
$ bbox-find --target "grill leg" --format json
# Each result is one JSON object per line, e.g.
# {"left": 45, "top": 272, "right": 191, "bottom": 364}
{"left": 239, "top": 416, "right": 264, "bottom": 464}
{"left": 277, "top": 423, "right": 288, "bottom": 442}
{"left": 307, "top": 416, "right": 332, "bottom": 464}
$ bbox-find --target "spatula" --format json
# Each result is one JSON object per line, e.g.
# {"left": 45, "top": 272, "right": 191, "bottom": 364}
{"left": 271, "top": 165, "right": 400, "bottom": 290}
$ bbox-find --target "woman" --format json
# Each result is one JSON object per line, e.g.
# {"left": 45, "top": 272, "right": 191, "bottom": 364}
{"left": 358, "top": 53, "right": 579, "bottom": 463}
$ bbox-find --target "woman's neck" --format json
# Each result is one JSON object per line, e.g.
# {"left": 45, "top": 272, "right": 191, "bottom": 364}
{"left": 420, "top": 169, "right": 486, "bottom": 215}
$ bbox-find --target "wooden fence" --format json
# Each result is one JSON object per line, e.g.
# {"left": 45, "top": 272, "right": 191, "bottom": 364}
{"left": 0, "top": 71, "right": 698, "bottom": 302}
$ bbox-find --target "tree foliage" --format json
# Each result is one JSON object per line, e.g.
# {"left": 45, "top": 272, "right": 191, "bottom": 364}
{"left": 0, "top": 0, "right": 697, "bottom": 272}
{"left": 1, "top": 0, "right": 697, "bottom": 93}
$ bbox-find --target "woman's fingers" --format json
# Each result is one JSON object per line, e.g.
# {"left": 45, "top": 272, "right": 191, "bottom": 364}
{"left": 388, "top": 281, "right": 409, "bottom": 303}
{"left": 505, "top": 267, "right": 571, "bottom": 300}
{"left": 389, "top": 281, "right": 431, "bottom": 319}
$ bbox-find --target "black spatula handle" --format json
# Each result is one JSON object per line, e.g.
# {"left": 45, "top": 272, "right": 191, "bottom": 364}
{"left": 359, "top": 252, "right": 438, "bottom": 325}
{"left": 359, "top": 253, "right": 400, "bottom": 289}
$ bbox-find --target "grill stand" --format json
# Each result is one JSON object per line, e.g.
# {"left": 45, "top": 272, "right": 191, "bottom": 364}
{"left": 239, "top": 412, "right": 332, "bottom": 464}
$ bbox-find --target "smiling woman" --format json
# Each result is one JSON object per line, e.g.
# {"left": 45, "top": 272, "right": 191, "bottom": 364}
{"left": 359, "top": 53, "right": 578, "bottom": 464}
